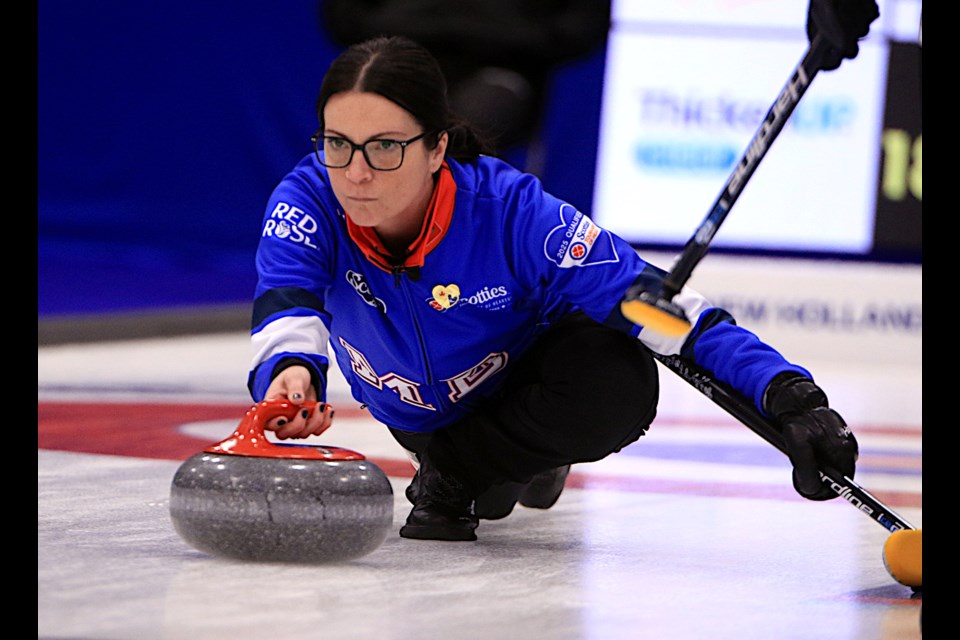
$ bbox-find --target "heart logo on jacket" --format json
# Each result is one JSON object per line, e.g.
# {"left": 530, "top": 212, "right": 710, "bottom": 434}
{"left": 431, "top": 284, "right": 460, "bottom": 309}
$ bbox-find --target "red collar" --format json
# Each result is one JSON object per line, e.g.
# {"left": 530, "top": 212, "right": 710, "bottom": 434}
{"left": 346, "top": 162, "right": 456, "bottom": 273}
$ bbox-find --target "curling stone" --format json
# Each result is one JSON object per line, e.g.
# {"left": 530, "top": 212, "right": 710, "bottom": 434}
{"left": 170, "top": 399, "right": 394, "bottom": 563}
{"left": 882, "top": 528, "right": 922, "bottom": 588}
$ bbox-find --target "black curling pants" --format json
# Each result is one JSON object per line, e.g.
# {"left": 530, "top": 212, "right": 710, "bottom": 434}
{"left": 389, "top": 312, "right": 659, "bottom": 497}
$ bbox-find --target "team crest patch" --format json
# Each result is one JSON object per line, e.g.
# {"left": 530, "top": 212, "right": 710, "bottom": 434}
{"left": 544, "top": 204, "right": 620, "bottom": 268}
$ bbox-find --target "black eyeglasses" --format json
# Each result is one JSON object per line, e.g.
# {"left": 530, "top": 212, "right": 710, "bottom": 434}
{"left": 311, "top": 130, "right": 431, "bottom": 171}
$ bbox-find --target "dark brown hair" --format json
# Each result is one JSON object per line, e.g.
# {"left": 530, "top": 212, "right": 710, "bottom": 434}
{"left": 316, "top": 36, "right": 491, "bottom": 162}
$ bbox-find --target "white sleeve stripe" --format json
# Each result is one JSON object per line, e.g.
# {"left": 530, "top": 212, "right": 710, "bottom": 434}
{"left": 637, "top": 285, "right": 714, "bottom": 355}
{"left": 251, "top": 315, "right": 330, "bottom": 369}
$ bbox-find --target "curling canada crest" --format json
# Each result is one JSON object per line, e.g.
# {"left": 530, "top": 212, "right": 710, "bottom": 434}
{"left": 543, "top": 203, "right": 619, "bottom": 268}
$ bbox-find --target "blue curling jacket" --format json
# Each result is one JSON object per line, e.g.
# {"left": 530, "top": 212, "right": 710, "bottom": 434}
{"left": 249, "top": 153, "right": 808, "bottom": 433}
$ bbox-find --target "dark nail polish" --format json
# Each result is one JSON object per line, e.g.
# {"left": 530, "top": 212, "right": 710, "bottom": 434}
{"left": 301, "top": 409, "right": 309, "bottom": 419}
{"left": 277, "top": 419, "right": 287, "bottom": 426}
{"left": 329, "top": 410, "right": 336, "bottom": 419}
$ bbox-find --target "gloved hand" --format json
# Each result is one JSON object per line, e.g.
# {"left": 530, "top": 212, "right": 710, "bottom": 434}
{"left": 763, "top": 372, "right": 859, "bottom": 500}
{"left": 807, "top": 0, "right": 880, "bottom": 70}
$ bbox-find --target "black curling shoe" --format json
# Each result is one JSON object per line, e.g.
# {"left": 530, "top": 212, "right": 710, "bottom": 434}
{"left": 409, "top": 469, "right": 525, "bottom": 521}
{"left": 474, "top": 482, "right": 526, "bottom": 520}
{"left": 519, "top": 464, "right": 571, "bottom": 509}
{"left": 400, "top": 454, "right": 479, "bottom": 541}
{"left": 399, "top": 498, "right": 479, "bottom": 541}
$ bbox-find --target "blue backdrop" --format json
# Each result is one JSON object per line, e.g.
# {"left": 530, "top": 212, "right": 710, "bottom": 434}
{"left": 38, "top": 1, "right": 605, "bottom": 316}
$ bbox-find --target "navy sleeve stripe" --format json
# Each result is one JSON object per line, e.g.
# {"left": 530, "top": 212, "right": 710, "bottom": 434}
{"left": 252, "top": 286, "right": 326, "bottom": 328}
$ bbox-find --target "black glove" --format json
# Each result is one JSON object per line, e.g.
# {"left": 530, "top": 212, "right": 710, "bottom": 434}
{"left": 807, "top": 0, "right": 880, "bottom": 71}
{"left": 763, "top": 372, "right": 859, "bottom": 500}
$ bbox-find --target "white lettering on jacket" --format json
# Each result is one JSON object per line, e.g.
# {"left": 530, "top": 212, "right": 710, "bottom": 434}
{"left": 262, "top": 202, "right": 319, "bottom": 249}
{"left": 339, "top": 338, "right": 508, "bottom": 409}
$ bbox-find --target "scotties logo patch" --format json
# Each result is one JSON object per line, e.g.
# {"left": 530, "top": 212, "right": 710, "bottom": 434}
{"left": 426, "top": 283, "right": 512, "bottom": 312}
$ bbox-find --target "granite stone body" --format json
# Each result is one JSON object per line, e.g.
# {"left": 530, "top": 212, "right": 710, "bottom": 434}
{"left": 170, "top": 452, "right": 394, "bottom": 563}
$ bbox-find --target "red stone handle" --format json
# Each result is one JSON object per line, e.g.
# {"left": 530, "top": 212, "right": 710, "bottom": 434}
{"left": 204, "top": 399, "right": 364, "bottom": 460}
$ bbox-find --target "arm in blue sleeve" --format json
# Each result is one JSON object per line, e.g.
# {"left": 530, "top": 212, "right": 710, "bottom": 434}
{"left": 680, "top": 310, "right": 811, "bottom": 411}
{"left": 248, "top": 285, "right": 333, "bottom": 402}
